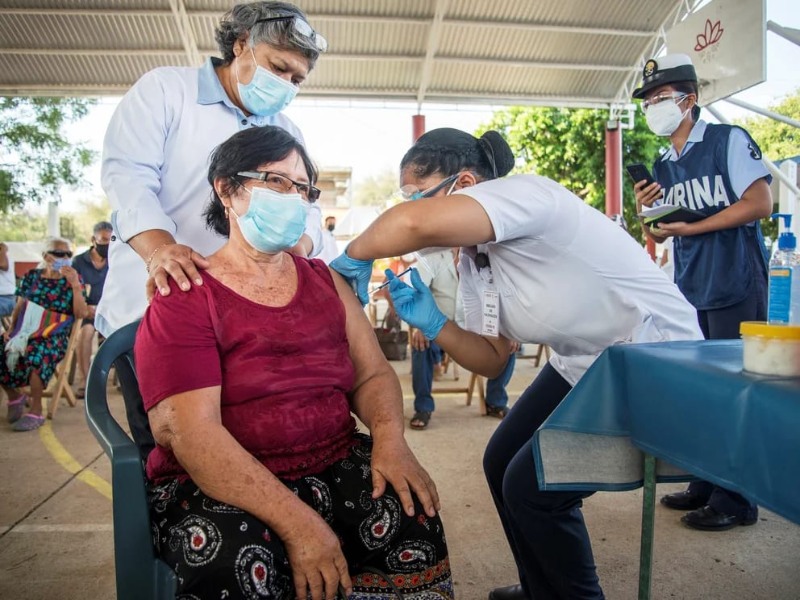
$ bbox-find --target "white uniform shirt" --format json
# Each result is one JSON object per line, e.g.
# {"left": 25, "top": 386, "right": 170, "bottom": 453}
{"left": 459, "top": 175, "right": 702, "bottom": 385}
{"left": 319, "top": 229, "right": 339, "bottom": 265}
{"left": 0, "top": 255, "right": 15, "bottom": 295}
{"left": 417, "top": 250, "right": 458, "bottom": 321}
{"left": 96, "top": 58, "right": 322, "bottom": 336}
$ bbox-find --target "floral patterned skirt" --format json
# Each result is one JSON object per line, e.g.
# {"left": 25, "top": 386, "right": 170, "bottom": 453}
{"left": 0, "top": 330, "right": 71, "bottom": 389}
{"left": 148, "top": 434, "right": 455, "bottom": 600}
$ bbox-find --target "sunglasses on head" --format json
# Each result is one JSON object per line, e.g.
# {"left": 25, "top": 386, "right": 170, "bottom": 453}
{"left": 47, "top": 250, "right": 73, "bottom": 258}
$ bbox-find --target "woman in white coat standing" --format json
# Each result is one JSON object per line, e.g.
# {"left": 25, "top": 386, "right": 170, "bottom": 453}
{"left": 331, "top": 127, "right": 703, "bottom": 600}
{"left": 99, "top": 1, "right": 327, "bottom": 457}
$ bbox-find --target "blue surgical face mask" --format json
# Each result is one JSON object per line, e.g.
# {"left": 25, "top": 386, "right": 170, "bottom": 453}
{"left": 236, "top": 48, "right": 298, "bottom": 117}
{"left": 53, "top": 258, "right": 72, "bottom": 271}
{"left": 231, "top": 186, "right": 309, "bottom": 254}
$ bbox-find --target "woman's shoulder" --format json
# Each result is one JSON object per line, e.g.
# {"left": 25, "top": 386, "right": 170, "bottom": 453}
{"left": 148, "top": 273, "right": 215, "bottom": 314}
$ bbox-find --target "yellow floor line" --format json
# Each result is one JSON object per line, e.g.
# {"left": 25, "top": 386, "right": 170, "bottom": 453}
{"left": 39, "top": 421, "right": 112, "bottom": 501}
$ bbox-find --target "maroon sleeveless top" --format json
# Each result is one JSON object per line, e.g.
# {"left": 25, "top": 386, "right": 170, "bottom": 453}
{"left": 135, "top": 255, "right": 357, "bottom": 482}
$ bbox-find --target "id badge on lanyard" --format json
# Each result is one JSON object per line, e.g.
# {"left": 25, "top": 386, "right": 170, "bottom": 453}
{"left": 476, "top": 257, "right": 499, "bottom": 338}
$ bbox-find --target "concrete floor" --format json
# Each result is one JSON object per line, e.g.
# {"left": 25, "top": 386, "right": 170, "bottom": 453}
{"left": 0, "top": 354, "right": 798, "bottom": 600}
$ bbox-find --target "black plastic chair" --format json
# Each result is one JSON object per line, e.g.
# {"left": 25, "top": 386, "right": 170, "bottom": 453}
{"left": 84, "top": 319, "right": 177, "bottom": 600}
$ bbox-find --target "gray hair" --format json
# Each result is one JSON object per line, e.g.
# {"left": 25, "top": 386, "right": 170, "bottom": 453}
{"left": 215, "top": 2, "right": 320, "bottom": 68}
{"left": 93, "top": 221, "right": 113, "bottom": 236}
{"left": 39, "top": 236, "right": 72, "bottom": 268}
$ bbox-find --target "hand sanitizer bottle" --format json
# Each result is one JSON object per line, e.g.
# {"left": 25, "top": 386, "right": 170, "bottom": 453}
{"left": 768, "top": 213, "right": 800, "bottom": 324}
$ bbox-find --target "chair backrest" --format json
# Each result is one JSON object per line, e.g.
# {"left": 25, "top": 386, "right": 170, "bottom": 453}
{"left": 85, "top": 319, "right": 177, "bottom": 600}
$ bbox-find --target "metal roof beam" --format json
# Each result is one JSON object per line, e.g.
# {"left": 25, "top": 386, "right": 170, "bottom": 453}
{"left": 0, "top": 48, "right": 630, "bottom": 72}
{"left": 0, "top": 8, "right": 654, "bottom": 37}
{"left": 168, "top": 0, "right": 202, "bottom": 66}
{"left": 416, "top": 0, "right": 449, "bottom": 106}
{"left": 0, "top": 83, "right": 616, "bottom": 108}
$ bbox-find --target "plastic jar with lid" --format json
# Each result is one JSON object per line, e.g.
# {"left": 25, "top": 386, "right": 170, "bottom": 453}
{"left": 740, "top": 321, "right": 800, "bottom": 377}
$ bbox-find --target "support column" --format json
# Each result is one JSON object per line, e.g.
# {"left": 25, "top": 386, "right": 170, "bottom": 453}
{"left": 605, "top": 120, "right": 622, "bottom": 217}
{"left": 412, "top": 114, "right": 426, "bottom": 142}
{"left": 47, "top": 201, "right": 60, "bottom": 237}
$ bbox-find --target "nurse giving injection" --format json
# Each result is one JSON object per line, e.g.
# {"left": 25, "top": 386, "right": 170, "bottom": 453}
{"left": 330, "top": 127, "right": 703, "bottom": 600}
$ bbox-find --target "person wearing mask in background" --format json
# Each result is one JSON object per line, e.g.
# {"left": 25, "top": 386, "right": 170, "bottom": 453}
{"left": 0, "top": 243, "right": 15, "bottom": 320}
{"left": 319, "top": 215, "right": 339, "bottom": 264}
{"left": 331, "top": 127, "right": 703, "bottom": 600}
{"left": 99, "top": 1, "right": 327, "bottom": 457}
{"left": 72, "top": 221, "right": 112, "bottom": 399}
{"left": 1, "top": 238, "right": 88, "bottom": 431}
{"left": 633, "top": 54, "right": 773, "bottom": 532}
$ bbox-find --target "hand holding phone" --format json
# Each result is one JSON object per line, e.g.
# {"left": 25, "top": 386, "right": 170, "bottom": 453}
{"left": 625, "top": 163, "right": 656, "bottom": 187}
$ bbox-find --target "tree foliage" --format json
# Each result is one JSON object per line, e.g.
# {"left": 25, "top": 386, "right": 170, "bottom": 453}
{"left": 735, "top": 89, "right": 800, "bottom": 161}
{"left": 0, "top": 97, "right": 96, "bottom": 213}
{"left": 352, "top": 168, "right": 399, "bottom": 207}
{"left": 0, "top": 196, "right": 111, "bottom": 246}
{"left": 476, "top": 106, "right": 669, "bottom": 245}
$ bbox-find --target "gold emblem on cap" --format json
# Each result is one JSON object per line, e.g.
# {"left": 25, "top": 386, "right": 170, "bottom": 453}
{"left": 643, "top": 60, "right": 657, "bottom": 77}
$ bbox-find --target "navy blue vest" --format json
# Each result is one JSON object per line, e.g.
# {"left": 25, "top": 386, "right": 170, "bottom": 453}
{"left": 652, "top": 124, "right": 769, "bottom": 310}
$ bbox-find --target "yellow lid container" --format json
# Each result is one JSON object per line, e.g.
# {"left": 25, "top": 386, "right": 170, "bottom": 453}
{"left": 740, "top": 322, "right": 800, "bottom": 377}
{"left": 740, "top": 321, "right": 800, "bottom": 340}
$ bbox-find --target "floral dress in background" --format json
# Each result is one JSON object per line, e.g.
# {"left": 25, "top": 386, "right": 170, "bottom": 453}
{"left": 0, "top": 269, "right": 85, "bottom": 388}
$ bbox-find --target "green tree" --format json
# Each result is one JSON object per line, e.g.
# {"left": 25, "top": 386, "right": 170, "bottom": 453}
{"left": 353, "top": 168, "right": 399, "bottom": 207}
{"left": 476, "top": 106, "right": 668, "bottom": 245}
{"left": 0, "top": 97, "right": 96, "bottom": 212}
{"left": 735, "top": 89, "right": 800, "bottom": 241}
{"left": 736, "top": 90, "right": 800, "bottom": 161}
{"left": 0, "top": 196, "right": 111, "bottom": 245}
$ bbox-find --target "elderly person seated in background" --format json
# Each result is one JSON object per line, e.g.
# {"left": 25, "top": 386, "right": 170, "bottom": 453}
{"left": 135, "top": 126, "right": 453, "bottom": 600}
{"left": 1, "top": 238, "right": 88, "bottom": 431}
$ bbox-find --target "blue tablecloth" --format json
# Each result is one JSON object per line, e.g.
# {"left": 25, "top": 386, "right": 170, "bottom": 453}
{"left": 532, "top": 340, "right": 800, "bottom": 525}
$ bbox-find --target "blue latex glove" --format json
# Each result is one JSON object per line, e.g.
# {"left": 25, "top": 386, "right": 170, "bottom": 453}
{"left": 330, "top": 248, "right": 373, "bottom": 306}
{"left": 386, "top": 268, "right": 447, "bottom": 340}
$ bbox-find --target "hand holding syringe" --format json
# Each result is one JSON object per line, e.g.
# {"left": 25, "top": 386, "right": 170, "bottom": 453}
{"left": 370, "top": 267, "right": 412, "bottom": 295}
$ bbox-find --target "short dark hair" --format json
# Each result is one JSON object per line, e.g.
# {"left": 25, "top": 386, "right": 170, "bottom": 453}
{"left": 93, "top": 221, "right": 113, "bottom": 236}
{"left": 204, "top": 126, "right": 316, "bottom": 238}
{"left": 672, "top": 81, "right": 701, "bottom": 122}
{"left": 400, "top": 128, "right": 515, "bottom": 181}
{"left": 214, "top": 2, "right": 319, "bottom": 68}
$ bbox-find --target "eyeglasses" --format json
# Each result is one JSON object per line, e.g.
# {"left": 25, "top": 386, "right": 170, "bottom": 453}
{"left": 47, "top": 250, "right": 73, "bottom": 258}
{"left": 642, "top": 92, "right": 688, "bottom": 110}
{"left": 399, "top": 173, "right": 461, "bottom": 201}
{"left": 255, "top": 16, "right": 328, "bottom": 53}
{"left": 237, "top": 171, "right": 321, "bottom": 202}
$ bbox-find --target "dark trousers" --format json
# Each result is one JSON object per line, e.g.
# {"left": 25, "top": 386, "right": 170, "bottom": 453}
{"left": 483, "top": 364, "right": 604, "bottom": 600}
{"left": 412, "top": 344, "right": 516, "bottom": 413}
{"left": 114, "top": 350, "right": 155, "bottom": 461}
{"left": 691, "top": 250, "right": 766, "bottom": 519}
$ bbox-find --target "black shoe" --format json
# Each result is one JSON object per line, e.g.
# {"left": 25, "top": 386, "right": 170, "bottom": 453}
{"left": 681, "top": 505, "right": 758, "bottom": 531}
{"left": 660, "top": 490, "right": 708, "bottom": 511}
{"left": 488, "top": 583, "right": 528, "bottom": 600}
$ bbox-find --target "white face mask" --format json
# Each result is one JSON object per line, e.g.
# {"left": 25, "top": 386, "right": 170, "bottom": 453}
{"left": 645, "top": 97, "right": 689, "bottom": 136}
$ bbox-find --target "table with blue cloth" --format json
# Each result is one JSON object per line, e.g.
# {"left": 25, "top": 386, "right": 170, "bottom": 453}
{"left": 531, "top": 340, "right": 800, "bottom": 600}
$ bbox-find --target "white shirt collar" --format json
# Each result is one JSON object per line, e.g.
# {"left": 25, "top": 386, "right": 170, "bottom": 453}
{"left": 662, "top": 120, "right": 708, "bottom": 161}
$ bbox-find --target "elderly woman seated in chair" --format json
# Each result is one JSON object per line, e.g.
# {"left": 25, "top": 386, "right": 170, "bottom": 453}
{"left": 2, "top": 237, "right": 88, "bottom": 431}
{"left": 135, "top": 126, "right": 453, "bottom": 600}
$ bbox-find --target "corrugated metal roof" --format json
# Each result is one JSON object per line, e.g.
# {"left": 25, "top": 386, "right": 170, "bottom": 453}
{"left": 0, "top": 0, "right": 692, "bottom": 107}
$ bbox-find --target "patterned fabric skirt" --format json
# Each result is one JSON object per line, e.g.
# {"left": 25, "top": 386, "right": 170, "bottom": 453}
{"left": 148, "top": 434, "right": 455, "bottom": 600}
{"left": 0, "top": 330, "right": 70, "bottom": 389}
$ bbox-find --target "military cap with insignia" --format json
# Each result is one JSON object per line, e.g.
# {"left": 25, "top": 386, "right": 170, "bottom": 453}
{"left": 633, "top": 54, "right": 697, "bottom": 99}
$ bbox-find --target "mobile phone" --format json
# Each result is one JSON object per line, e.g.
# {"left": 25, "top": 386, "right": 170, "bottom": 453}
{"left": 625, "top": 163, "right": 656, "bottom": 187}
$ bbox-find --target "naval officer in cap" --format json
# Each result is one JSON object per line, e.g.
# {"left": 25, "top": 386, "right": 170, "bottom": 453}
{"left": 632, "top": 53, "right": 773, "bottom": 531}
